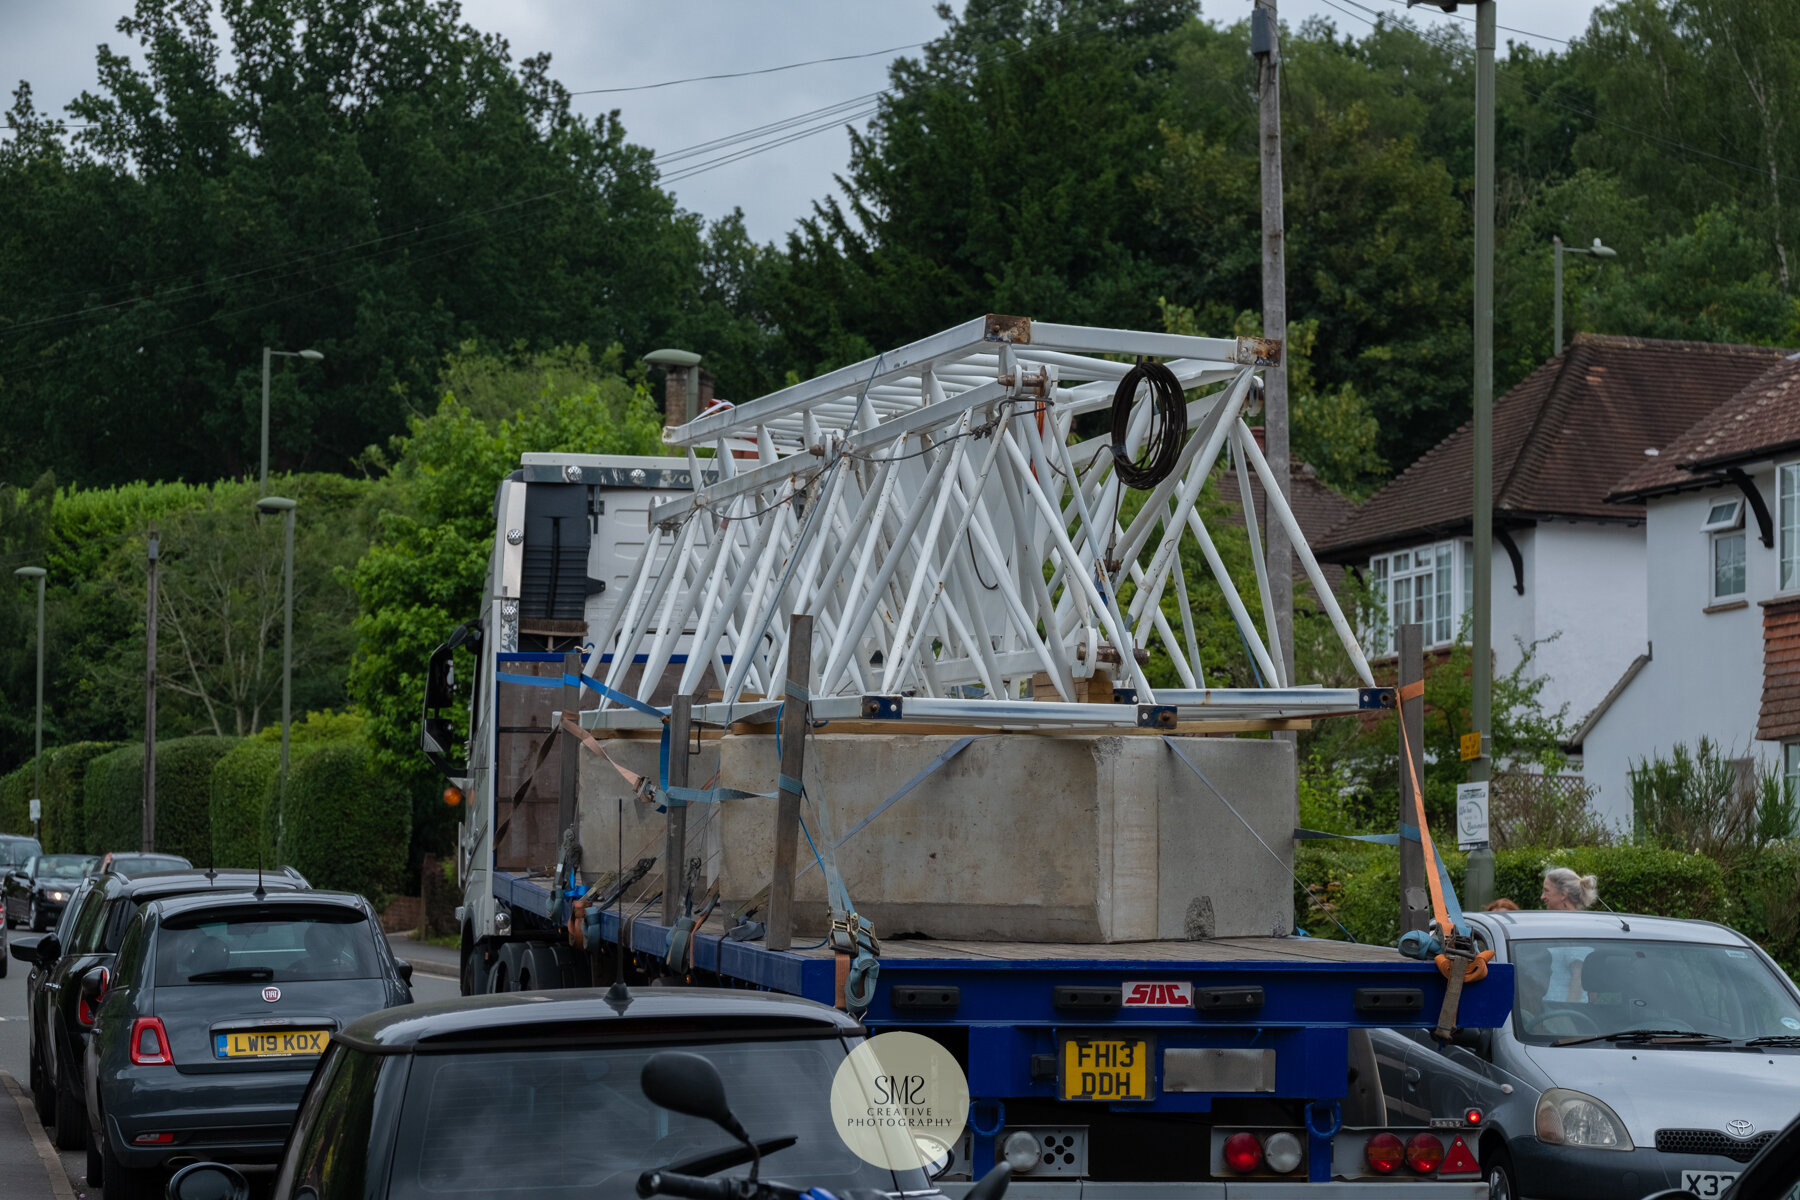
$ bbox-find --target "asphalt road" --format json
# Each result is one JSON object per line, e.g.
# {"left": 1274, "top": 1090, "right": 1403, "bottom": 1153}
{"left": 0, "top": 934, "right": 459, "bottom": 1197}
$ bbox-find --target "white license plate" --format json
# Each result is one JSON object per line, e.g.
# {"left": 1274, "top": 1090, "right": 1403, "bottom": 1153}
{"left": 1680, "top": 1171, "right": 1737, "bottom": 1197}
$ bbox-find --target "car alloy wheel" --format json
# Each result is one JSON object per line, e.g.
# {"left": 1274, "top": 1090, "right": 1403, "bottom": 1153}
{"left": 28, "top": 899, "right": 38, "bottom": 931}
{"left": 1484, "top": 1146, "right": 1515, "bottom": 1200}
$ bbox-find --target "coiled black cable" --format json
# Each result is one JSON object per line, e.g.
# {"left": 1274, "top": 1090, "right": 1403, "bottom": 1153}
{"left": 1108, "top": 360, "right": 1186, "bottom": 489}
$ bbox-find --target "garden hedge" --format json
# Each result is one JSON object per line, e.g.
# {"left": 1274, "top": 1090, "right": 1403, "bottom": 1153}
{"left": 279, "top": 740, "right": 410, "bottom": 904}
{"left": 84, "top": 745, "right": 144, "bottom": 852}
{"left": 43, "top": 742, "right": 119, "bottom": 853}
{"left": 209, "top": 740, "right": 280, "bottom": 871}
{"left": 0, "top": 759, "right": 34, "bottom": 837}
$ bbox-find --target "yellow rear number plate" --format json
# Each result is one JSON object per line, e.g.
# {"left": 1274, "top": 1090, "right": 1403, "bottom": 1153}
{"left": 1061, "top": 1038, "right": 1153, "bottom": 1101}
{"left": 214, "top": 1030, "right": 328, "bottom": 1059}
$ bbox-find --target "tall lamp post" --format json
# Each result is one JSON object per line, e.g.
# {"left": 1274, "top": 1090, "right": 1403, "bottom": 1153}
{"left": 261, "top": 348, "right": 323, "bottom": 492}
{"left": 257, "top": 497, "right": 298, "bottom": 796}
{"left": 14, "top": 567, "right": 45, "bottom": 839}
{"left": 1553, "top": 236, "right": 1618, "bottom": 355}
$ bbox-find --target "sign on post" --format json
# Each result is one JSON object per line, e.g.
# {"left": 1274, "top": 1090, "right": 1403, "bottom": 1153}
{"left": 1459, "top": 732, "right": 1484, "bottom": 762}
{"left": 28, "top": 797, "right": 41, "bottom": 822}
{"left": 1456, "top": 782, "right": 1489, "bottom": 850}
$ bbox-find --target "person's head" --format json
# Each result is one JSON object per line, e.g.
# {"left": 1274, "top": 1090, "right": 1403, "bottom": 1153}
{"left": 1485, "top": 898, "right": 1520, "bottom": 911}
{"left": 1541, "top": 867, "right": 1598, "bottom": 911}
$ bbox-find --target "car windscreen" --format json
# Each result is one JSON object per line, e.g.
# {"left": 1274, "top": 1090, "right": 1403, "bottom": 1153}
{"left": 384, "top": 1037, "right": 926, "bottom": 1200}
{"left": 1512, "top": 937, "right": 1800, "bottom": 1044}
{"left": 37, "top": 856, "right": 90, "bottom": 880}
{"left": 110, "top": 855, "right": 191, "bottom": 874}
{"left": 154, "top": 908, "right": 382, "bottom": 985}
{"left": 1, "top": 840, "right": 40, "bottom": 868}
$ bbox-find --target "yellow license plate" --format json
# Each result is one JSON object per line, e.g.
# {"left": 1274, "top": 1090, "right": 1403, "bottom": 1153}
{"left": 215, "top": 1030, "right": 329, "bottom": 1059}
{"left": 1061, "top": 1038, "right": 1153, "bottom": 1100}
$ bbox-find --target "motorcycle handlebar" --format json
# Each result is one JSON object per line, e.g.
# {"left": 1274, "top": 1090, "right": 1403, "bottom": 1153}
{"left": 636, "top": 1170, "right": 806, "bottom": 1200}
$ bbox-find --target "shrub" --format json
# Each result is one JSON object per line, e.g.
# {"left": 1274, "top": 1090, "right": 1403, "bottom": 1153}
{"left": 43, "top": 743, "right": 118, "bottom": 853}
{"left": 1725, "top": 842, "right": 1800, "bottom": 978}
{"left": 85, "top": 745, "right": 144, "bottom": 852}
{"left": 1629, "top": 737, "right": 1794, "bottom": 864}
{"left": 151, "top": 737, "right": 239, "bottom": 866}
{"left": 210, "top": 741, "right": 280, "bottom": 871}
{"left": 0, "top": 759, "right": 34, "bottom": 835}
{"left": 279, "top": 740, "right": 410, "bottom": 904}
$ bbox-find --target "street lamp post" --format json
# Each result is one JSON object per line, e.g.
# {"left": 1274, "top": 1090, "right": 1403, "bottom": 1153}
{"left": 256, "top": 497, "right": 298, "bottom": 796}
{"left": 261, "top": 347, "right": 324, "bottom": 492}
{"left": 14, "top": 567, "right": 45, "bottom": 839}
{"left": 1553, "top": 236, "right": 1618, "bottom": 356}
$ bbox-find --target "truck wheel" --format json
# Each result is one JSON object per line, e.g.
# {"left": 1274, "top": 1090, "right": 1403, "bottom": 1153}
{"left": 517, "top": 943, "right": 565, "bottom": 991}
{"left": 490, "top": 941, "right": 527, "bottom": 992}
{"left": 53, "top": 1074, "right": 87, "bottom": 1151}
{"left": 460, "top": 930, "right": 484, "bottom": 997}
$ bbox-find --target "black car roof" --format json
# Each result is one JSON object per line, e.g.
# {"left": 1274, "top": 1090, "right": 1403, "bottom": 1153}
{"left": 141, "top": 888, "right": 370, "bottom": 921}
{"left": 105, "top": 870, "right": 308, "bottom": 901}
{"left": 335, "top": 988, "right": 862, "bottom": 1054}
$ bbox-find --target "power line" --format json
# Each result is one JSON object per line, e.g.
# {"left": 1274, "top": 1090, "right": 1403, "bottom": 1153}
{"left": 566, "top": 43, "right": 925, "bottom": 96}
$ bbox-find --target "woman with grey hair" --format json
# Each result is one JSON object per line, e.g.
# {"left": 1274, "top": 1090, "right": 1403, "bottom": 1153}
{"left": 1541, "top": 867, "right": 1600, "bottom": 1001}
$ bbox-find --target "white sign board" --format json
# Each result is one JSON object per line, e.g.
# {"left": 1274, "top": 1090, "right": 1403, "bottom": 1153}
{"left": 1456, "top": 782, "right": 1489, "bottom": 850}
{"left": 28, "top": 797, "right": 41, "bottom": 822}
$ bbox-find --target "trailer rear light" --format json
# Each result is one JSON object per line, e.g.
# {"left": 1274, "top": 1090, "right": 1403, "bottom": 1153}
{"left": 1465, "top": 1108, "right": 1483, "bottom": 1126}
{"left": 129, "top": 1017, "right": 173, "bottom": 1066}
{"left": 1002, "top": 1131, "right": 1042, "bottom": 1174}
{"left": 1262, "top": 1131, "right": 1302, "bottom": 1174}
{"left": 1441, "top": 1135, "right": 1481, "bottom": 1175}
{"left": 1221, "top": 1132, "right": 1263, "bottom": 1173}
{"left": 1364, "top": 1132, "right": 1405, "bottom": 1175}
{"left": 133, "top": 1133, "right": 174, "bottom": 1145}
{"left": 1406, "top": 1133, "right": 1446, "bottom": 1174}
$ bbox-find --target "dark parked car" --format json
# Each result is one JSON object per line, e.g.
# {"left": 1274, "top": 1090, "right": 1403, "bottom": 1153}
{"left": 82, "top": 888, "right": 414, "bottom": 1200}
{"left": 86, "top": 852, "right": 192, "bottom": 878}
{"left": 0, "top": 831, "right": 41, "bottom": 878}
{"left": 11, "top": 868, "right": 311, "bottom": 1151}
{"left": 3, "top": 853, "right": 96, "bottom": 930}
{"left": 179, "top": 989, "right": 937, "bottom": 1200}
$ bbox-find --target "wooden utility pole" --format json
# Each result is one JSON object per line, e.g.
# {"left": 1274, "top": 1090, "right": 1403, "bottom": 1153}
{"left": 1254, "top": 0, "right": 1294, "bottom": 685}
{"left": 766, "top": 613, "right": 812, "bottom": 952}
{"left": 1398, "top": 623, "right": 1430, "bottom": 934}
{"left": 143, "top": 524, "right": 159, "bottom": 852}
{"left": 663, "top": 694, "right": 693, "bottom": 925}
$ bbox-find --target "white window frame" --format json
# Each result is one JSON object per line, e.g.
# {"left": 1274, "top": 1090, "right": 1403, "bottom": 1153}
{"left": 1366, "top": 539, "right": 1465, "bottom": 655}
{"left": 1785, "top": 742, "right": 1800, "bottom": 804}
{"left": 1705, "top": 494, "right": 1747, "bottom": 605}
{"left": 1780, "top": 462, "right": 1800, "bottom": 594}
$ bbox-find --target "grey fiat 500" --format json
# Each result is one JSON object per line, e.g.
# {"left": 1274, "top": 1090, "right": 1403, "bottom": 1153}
{"left": 1372, "top": 910, "right": 1800, "bottom": 1200}
{"left": 82, "top": 889, "right": 414, "bottom": 1200}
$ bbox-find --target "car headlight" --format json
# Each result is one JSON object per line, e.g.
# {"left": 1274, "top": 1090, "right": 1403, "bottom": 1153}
{"left": 46, "top": 891, "right": 66, "bottom": 901}
{"left": 1536, "top": 1088, "right": 1634, "bottom": 1150}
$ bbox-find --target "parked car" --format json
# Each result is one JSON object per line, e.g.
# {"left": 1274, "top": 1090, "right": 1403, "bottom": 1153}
{"left": 81, "top": 887, "right": 413, "bottom": 1200}
{"left": 0, "top": 831, "right": 43, "bottom": 882}
{"left": 170, "top": 989, "right": 937, "bottom": 1200}
{"left": 2, "top": 853, "right": 97, "bottom": 931}
{"left": 10, "top": 868, "right": 311, "bottom": 1151}
{"left": 1643, "top": 1107, "right": 1800, "bottom": 1200}
{"left": 85, "top": 852, "right": 192, "bottom": 878}
{"left": 1372, "top": 910, "right": 1800, "bottom": 1200}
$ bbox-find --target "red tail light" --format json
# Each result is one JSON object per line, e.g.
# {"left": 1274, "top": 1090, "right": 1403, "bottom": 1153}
{"left": 1365, "top": 1132, "right": 1405, "bottom": 1175}
{"left": 78, "top": 967, "right": 109, "bottom": 1027}
{"left": 129, "top": 1017, "right": 173, "bottom": 1066}
{"left": 1406, "top": 1133, "right": 1446, "bottom": 1174}
{"left": 1222, "top": 1132, "right": 1263, "bottom": 1173}
{"left": 133, "top": 1133, "right": 174, "bottom": 1145}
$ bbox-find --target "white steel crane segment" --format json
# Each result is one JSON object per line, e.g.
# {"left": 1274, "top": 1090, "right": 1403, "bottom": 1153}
{"left": 581, "top": 314, "right": 1379, "bottom": 734}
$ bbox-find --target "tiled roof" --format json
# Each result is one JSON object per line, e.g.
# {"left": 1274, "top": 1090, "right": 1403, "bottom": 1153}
{"left": 1313, "top": 334, "right": 1789, "bottom": 561}
{"left": 1759, "top": 597, "right": 1800, "bottom": 742}
{"left": 1609, "top": 354, "right": 1800, "bottom": 499}
{"left": 1217, "top": 459, "right": 1358, "bottom": 590}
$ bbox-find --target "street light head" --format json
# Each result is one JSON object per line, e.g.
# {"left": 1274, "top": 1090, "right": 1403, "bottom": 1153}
{"left": 297, "top": 349, "right": 324, "bottom": 362}
{"left": 644, "top": 348, "right": 703, "bottom": 368}
{"left": 13, "top": 567, "right": 45, "bottom": 580}
{"left": 1589, "top": 238, "right": 1618, "bottom": 259}
{"left": 257, "top": 496, "right": 298, "bottom": 514}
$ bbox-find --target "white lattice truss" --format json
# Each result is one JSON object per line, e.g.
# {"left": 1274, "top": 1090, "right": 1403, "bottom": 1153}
{"left": 583, "top": 315, "right": 1378, "bottom": 733}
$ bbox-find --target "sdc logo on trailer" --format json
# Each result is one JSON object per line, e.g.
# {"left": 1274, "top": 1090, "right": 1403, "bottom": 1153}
{"left": 1122, "top": 980, "right": 1192, "bottom": 1007}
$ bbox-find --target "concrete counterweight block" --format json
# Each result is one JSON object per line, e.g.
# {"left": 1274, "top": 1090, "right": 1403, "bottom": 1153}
{"left": 579, "top": 732, "right": 1295, "bottom": 944}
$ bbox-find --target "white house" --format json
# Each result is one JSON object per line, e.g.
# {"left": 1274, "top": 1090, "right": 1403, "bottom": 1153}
{"left": 1315, "top": 335, "right": 1788, "bottom": 819}
{"left": 1579, "top": 353, "right": 1800, "bottom": 824}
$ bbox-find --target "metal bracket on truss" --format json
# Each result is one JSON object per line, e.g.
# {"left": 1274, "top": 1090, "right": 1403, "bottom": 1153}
{"left": 582, "top": 315, "right": 1375, "bottom": 733}
{"left": 1360, "top": 688, "right": 1397, "bottom": 710}
{"left": 1136, "top": 705, "right": 1179, "bottom": 730}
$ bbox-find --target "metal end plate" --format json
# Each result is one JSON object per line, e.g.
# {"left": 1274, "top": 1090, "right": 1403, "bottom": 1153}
{"left": 1233, "top": 336, "right": 1283, "bottom": 367}
{"left": 984, "top": 313, "right": 1033, "bottom": 344}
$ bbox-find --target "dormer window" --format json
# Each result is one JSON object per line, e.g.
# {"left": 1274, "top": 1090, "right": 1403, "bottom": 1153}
{"left": 1705, "top": 496, "right": 1746, "bottom": 604}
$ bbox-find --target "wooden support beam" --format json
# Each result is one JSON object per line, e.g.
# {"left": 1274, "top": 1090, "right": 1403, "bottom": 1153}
{"left": 767, "top": 613, "right": 813, "bottom": 952}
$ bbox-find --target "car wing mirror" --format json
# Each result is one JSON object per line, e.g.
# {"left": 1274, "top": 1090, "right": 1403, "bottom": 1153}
{"left": 166, "top": 1161, "right": 250, "bottom": 1200}
{"left": 8, "top": 934, "right": 45, "bottom": 967}
{"left": 394, "top": 958, "right": 414, "bottom": 984}
{"left": 79, "top": 964, "right": 109, "bottom": 1002}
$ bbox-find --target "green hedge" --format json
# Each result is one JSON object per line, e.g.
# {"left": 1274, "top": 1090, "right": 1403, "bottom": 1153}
{"left": 210, "top": 741, "right": 280, "bottom": 870}
{"left": 43, "top": 743, "right": 119, "bottom": 853}
{"left": 1296, "top": 842, "right": 1730, "bottom": 946}
{"left": 279, "top": 740, "right": 410, "bottom": 904}
{"left": 0, "top": 759, "right": 35, "bottom": 837}
{"left": 85, "top": 745, "right": 144, "bottom": 852}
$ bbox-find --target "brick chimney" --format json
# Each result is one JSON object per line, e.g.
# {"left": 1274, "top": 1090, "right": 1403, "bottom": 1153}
{"left": 1247, "top": 425, "right": 1268, "bottom": 453}
{"left": 662, "top": 367, "right": 717, "bottom": 430}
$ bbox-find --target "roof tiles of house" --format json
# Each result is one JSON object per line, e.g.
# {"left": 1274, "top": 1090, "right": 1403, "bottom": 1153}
{"left": 1609, "top": 352, "right": 1800, "bottom": 500}
{"left": 1313, "top": 333, "right": 1789, "bottom": 562}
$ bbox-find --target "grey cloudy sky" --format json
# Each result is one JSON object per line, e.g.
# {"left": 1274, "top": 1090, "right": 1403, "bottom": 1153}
{"left": 2, "top": 0, "right": 1606, "bottom": 244}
